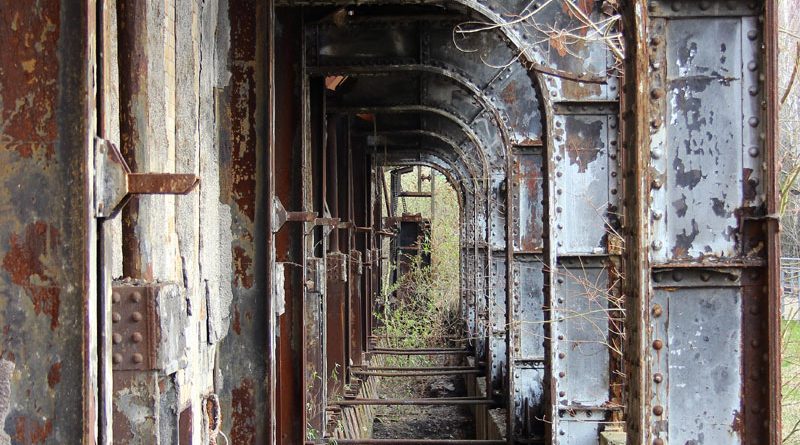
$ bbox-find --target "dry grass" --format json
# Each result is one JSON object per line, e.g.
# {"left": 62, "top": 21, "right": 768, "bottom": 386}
{"left": 784, "top": 319, "right": 800, "bottom": 443}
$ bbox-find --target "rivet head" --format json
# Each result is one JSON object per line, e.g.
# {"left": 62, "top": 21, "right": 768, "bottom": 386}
{"left": 699, "top": 0, "right": 710, "bottom": 10}
{"left": 651, "top": 148, "right": 662, "bottom": 159}
{"left": 651, "top": 241, "right": 663, "bottom": 251}
{"left": 652, "top": 304, "right": 663, "bottom": 317}
{"left": 651, "top": 178, "right": 662, "bottom": 189}
{"left": 652, "top": 339, "right": 664, "bottom": 350}
{"left": 558, "top": 352, "right": 566, "bottom": 359}
{"left": 700, "top": 272, "right": 711, "bottom": 282}
{"left": 112, "top": 333, "right": 122, "bottom": 344}
{"left": 671, "top": 2, "right": 680, "bottom": 11}
{"left": 650, "top": 88, "right": 666, "bottom": 100}
{"left": 653, "top": 439, "right": 665, "bottom": 445}
{"left": 748, "top": 61, "right": 758, "bottom": 72}
{"left": 559, "top": 371, "right": 566, "bottom": 378}
{"left": 653, "top": 405, "right": 664, "bottom": 416}
{"left": 557, "top": 335, "right": 564, "bottom": 340}
{"left": 672, "top": 271, "right": 683, "bottom": 281}
{"left": 132, "top": 353, "right": 143, "bottom": 364}
{"left": 749, "top": 86, "right": 759, "bottom": 96}
{"left": 112, "top": 353, "right": 123, "bottom": 364}
{"left": 131, "top": 312, "right": 143, "bottom": 322}
{"left": 653, "top": 372, "right": 663, "bottom": 383}
{"left": 650, "top": 36, "right": 663, "bottom": 47}
{"left": 112, "top": 292, "right": 121, "bottom": 303}
{"left": 131, "top": 291, "right": 142, "bottom": 303}
{"left": 131, "top": 332, "right": 143, "bottom": 343}
{"left": 748, "top": 146, "right": 760, "bottom": 157}
{"left": 749, "top": 116, "right": 760, "bottom": 127}
{"left": 559, "top": 391, "right": 566, "bottom": 397}
{"left": 748, "top": 30, "right": 758, "bottom": 41}
{"left": 112, "top": 312, "right": 121, "bottom": 323}
{"left": 652, "top": 211, "right": 663, "bottom": 221}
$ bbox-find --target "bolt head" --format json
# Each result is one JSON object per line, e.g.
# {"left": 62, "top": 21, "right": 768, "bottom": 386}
{"left": 652, "top": 304, "right": 663, "bottom": 317}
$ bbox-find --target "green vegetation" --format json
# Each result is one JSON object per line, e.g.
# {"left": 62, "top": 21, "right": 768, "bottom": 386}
{"left": 785, "top": 319, "right": 800, "bottom": 443}
{"left": 375, "top": 167, "right": 462, "bottom": 367}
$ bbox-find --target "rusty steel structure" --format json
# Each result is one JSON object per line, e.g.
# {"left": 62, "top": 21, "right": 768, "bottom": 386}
{"left": 0, "top": 0, "right": 782, "bottom": 444}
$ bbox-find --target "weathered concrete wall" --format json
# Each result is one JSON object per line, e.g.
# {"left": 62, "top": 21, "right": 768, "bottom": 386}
{"left": 109, "top": 0, "right": 264, "bottom": 442}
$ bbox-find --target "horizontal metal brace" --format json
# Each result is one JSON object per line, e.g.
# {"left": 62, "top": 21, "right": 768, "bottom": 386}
{"left": 334, "top": 397, "right": 494, "bottom": 406}
{"left": 272, "top": 196, "right": 317, "bottom": 232}
{"left": 398, "top": 191, "right": 432, "bottom": 198}
{"left": 314, "top": 217, "right": 340, "bottom": 227}
{"left": 95, "top": 138, "right": 199, "bottom": 218}
{"left": 351, "top": 369, "right": 482, "bottom": 377}
{"left": 311, "top": 440, "right": 507, "bottom": 445}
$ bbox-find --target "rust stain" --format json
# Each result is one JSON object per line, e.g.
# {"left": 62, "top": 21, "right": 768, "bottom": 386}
{"left": 671, "top": 219, "right": 700, "bottom": 259}
{"left": 230, "top": 0, "right": 256, "bottom": 61}
{"left": 500, "top": 81, "right": 517, "bottom": 106}
{"left": 565, "top": 119, "right": 603, "bottom": 173}
{"left": 232, "top": 246, "right": 254, "bottom": 289}
{"left": 742, "top": 168, "right": 758, "bottom": 202}
{"left": 232, "top": 304, "right": 242, "bottom": 336}
{"left": 14, "top": 416, "right": 53, "bottom": 444}
{"left": 231, "top": 62, "right": 258, "bottom": 224}
{"left": 230, "top": 378, "right": 256, "bottom": 444}
{"left": 549, "top": 34, "right": 569, "bottom": 58}
{"left": 0, "top": 1, "right": 60, "bottom": 161}
{"left": 47, "top": 361, "right": 61, "bottom": 389}
{"left": 2, "top": 222, "right": 61, "bottom": 329}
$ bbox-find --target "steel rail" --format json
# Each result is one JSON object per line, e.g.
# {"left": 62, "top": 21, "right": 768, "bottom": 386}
{"left": 334, "top": 397, "right": 494, "bottom": 406}
{"left": 351, "top": 369, "right": 481, "bottom": 377}
{"left": 306, "top": 440, "right": 507, "bottom": 445}
{"left": 351, "top": 365, "right": 479, "bottom": 372}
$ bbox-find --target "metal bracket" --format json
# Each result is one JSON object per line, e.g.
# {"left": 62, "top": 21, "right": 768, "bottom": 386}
{"left": 272, "top": 196, "right": 316, "bottom": 233}
{"left": 272, "top": 196, "right": 341, "bottom": 232}
{"left": 95, "top": 137, "right": 199, "bottom": 218}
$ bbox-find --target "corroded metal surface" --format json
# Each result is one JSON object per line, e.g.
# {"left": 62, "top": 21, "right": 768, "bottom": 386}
{"left": 0, "top": 0, "right": 780, "bottom": 444}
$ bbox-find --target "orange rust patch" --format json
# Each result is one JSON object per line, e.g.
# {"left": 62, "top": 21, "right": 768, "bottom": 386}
{"left": 550, "top": 34, "right": 569, "bottom": 58}
{"left": 232, "top": 304, "right": 242, "bottom": 335}
{"left": 15, "top": 416, "right": 53, "bottom": 444}
{"left": 47, "top": 361, "right": 61, "bottom": 389}
{"left": 230, "top": 378, "right": 256, "bottom": 444}
{"left": 0, "top": 1, "right": 60, "bottom": 161}
{"left": 233, "top": 246, "right": 254, "bottom": 289}
{"left": 2, "top": 222, "right": 61, "bottom": 329}
{"left": 230, "top": 62, "right": 257, "bottom": 224}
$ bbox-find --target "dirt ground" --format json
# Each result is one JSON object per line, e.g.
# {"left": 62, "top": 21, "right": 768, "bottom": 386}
{"left": 372, "top": 373, "right": 476, "bottom": 440}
